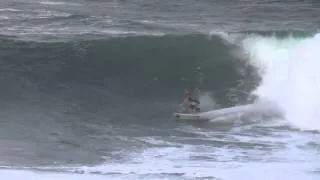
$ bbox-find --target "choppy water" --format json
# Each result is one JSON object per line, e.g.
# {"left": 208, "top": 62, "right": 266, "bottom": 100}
{"left": 0, "top": 0, "right": 320, "bottom": 179}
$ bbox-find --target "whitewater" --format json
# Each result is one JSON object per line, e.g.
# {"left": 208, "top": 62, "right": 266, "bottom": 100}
{"left": 242, "top": 33, "right": 320, "bottom": 131}
{"left": 192, "top": 32, "right": 320, "bottom": 132}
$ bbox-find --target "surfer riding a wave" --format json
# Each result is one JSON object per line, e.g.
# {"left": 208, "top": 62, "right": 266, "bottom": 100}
{"left": 180, "top": 90, "right": 200, "bottom": 113}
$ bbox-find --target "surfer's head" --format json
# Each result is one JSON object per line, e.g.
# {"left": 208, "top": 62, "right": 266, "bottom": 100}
{"left": 185, "top": 89, "right": 191, "bottom": 95}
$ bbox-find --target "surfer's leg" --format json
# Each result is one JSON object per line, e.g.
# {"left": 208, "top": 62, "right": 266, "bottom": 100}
{"left": 189, "top": 104, "right": 195, "bottom": 113}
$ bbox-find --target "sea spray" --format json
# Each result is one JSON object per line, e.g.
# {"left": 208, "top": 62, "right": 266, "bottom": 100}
{"left": 242, "top": 33, "right": 320, "bottom": 130}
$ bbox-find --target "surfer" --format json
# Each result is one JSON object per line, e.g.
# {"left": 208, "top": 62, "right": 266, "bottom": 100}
{"left": 181, "top": 90, "right": 200, "bottom": 113}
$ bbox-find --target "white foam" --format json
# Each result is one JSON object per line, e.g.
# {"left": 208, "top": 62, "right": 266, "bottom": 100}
{"left": 39, "top": 1, "right": 82, "bottom": 6}
{"left": 0, "top": 8, "right": 22, "bottom": 12}
{"left": 242, "top": 33, "right": 320, "bottom": 131}
{"left": 0, "top": 127, "right": 316, "bottom": 180}
{"left": 199, "top": 101, "right": 281, "bottom": 120}
{"left": 0, "top": 169, "right": 106, "bottom": 180}
{"left": 35, "top": 9, "right": 72, "bottom": 18}
{"left": 198, "top": 91, "right": 217, "bottom": 111}
{"left": 68, "top": 143, "right": 318, "bottom": 180}
{"left": 209, "top": 30, "right": 237, "bottom": 44}
{"left": 98, "top": 29, "right": 165, "bottom": 36}
{"left": 0, "top": 15, "right": 9, "bottom": 20}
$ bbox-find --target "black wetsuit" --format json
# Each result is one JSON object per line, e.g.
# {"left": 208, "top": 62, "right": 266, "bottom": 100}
{"left": 188, "top": 96, "right": 200, "bottom": 112}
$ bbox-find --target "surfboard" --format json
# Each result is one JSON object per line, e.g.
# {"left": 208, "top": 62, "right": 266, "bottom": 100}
{"left": 173, "top": 113, "right": 209, "bottom": 121}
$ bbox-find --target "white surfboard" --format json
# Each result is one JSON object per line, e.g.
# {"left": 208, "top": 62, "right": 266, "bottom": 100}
{"left": 173, "top": 104, "right": 261, "bottom": 121}
{"left": 173, "top": 113, "right": 209, "bottom": 121}
{"left": 175, "top": 103, "right": 281, "bottom": 122}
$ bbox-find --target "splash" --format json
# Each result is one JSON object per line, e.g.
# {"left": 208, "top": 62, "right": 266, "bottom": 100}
{"left": 197, "top": 91, "right": 217, "bottom": 111}
{"left": 242, "top": 33, "right": 320, "bottom": 130}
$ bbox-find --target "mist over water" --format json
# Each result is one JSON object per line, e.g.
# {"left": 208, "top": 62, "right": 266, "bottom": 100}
{"left": 243, "top": 33, "right": 320, "bottom": 130}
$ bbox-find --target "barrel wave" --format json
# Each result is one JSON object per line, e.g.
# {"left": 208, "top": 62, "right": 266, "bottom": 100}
{"left": 1, "top": 30, "right": 320, "bottom": 179}
{"left": 0, "top": 34, "right": 257, "bottom": 114}
{"left": 1, "top": 31, "right": 319, "bottom": 132}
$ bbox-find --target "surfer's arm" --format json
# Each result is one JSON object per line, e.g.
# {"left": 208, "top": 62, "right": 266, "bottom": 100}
{"left": 180, "top": 100, "right": 185, "bottom": 106}
{"left": 180, "top": 97, "right": 187, "bottom": 105}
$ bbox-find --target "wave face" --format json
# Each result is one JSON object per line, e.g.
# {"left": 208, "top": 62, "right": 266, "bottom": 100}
{"left": 2, "top": 31, "right": 320, "bottom": 131}
{"left": 0, "top": 34, "right": 257, "bottom": 109}
{"left": 242, "top": 33, "right": 320, "bottom": 130}
{"left": 0, "top": 34, "right": 261, "bottom": 166}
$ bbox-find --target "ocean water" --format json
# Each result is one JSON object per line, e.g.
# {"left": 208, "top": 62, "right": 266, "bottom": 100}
{"left": 0, "top": 0, "right": 320, "bottom": 179}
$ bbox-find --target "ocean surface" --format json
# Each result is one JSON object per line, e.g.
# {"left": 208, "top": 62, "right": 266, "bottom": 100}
{"left": 0, "top": 0, "right": 320, "bottom": 179}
